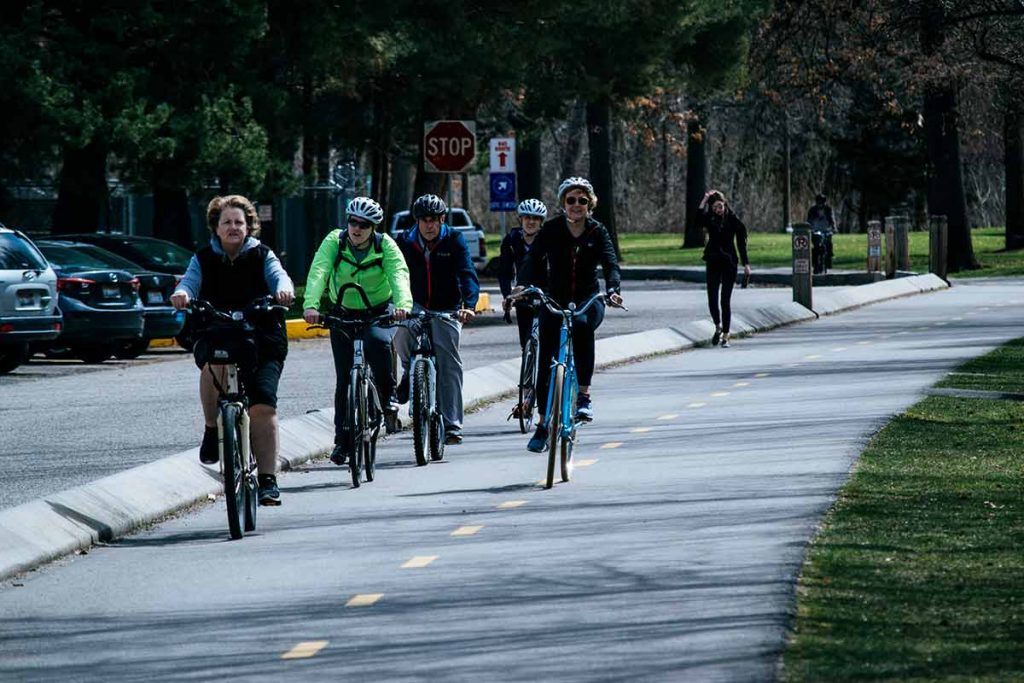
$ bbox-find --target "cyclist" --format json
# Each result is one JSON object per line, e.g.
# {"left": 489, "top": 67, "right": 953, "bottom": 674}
{"left": 394, "top": 193, "right": 480, "bottom": 445}
{"left": 303, "top": 196, "right": 412, "bottom": 466}
{"left": 171, "top": 195, "right": 294, "bottom": 506}
{"left": 806, "top": 193, "right": 836, "bottom": 232}
{"left": 499, "top": 198, "right": 548, "bottom": 349}
{"left": 698, "top": 189, "right": 750, "bottom": 348}
{"left": 516, "top": 177, "right": 622, "bottom": 453}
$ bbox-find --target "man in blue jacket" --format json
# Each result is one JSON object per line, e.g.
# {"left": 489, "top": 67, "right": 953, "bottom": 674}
{"left": 395, "top": 194, "right": 480, "bottom": 444}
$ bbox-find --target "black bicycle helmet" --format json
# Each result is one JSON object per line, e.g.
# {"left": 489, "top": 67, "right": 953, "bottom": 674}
{"left": 412, "top": 194, "right": 448, "bottom": 219}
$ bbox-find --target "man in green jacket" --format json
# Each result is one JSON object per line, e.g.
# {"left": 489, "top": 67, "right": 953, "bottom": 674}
{"left": 303, "top": 197, "right": 413, "bottom": 465}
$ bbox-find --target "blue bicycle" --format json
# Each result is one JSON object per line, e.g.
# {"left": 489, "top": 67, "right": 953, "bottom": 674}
{"left": 513, "top": 287, "right": 624, "bottom": 488}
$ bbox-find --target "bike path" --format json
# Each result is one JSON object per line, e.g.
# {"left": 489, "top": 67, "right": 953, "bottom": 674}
{"left": 1, "top": 280, "right": 1021, "bottom": 681}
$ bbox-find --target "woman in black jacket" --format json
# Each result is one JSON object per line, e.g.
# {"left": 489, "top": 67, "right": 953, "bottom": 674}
{"left": 699, "top": 190, "right": 751, "bottom": 348}
{"left": 517, "top": 177, "right": 623, "bottom": 453}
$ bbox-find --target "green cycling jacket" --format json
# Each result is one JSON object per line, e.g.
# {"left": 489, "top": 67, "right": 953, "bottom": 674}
{"left": 303, "top": 229, "right": 413, "bottom": 311}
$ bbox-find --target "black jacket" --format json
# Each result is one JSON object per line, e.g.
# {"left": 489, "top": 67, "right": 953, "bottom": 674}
{"left": 519, "top": 215, "right": 620, "bottom": 307}
{"left": 699, "top": 209, "right": 749, "bottom": 268}
{"left": 396, "top": 224, "right": 480, "bottom": 311}
{"left": 498, "top": 228, "right": 546, "bottom": 297}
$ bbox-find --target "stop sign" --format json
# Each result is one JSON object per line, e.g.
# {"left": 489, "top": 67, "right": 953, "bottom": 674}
{"left": 423, "top": 120, "right": 477, "bottom": 173}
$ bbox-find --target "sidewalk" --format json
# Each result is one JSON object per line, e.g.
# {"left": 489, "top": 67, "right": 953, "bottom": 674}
{"left": 0, "top": 274, "right": 948, "bottom": 581}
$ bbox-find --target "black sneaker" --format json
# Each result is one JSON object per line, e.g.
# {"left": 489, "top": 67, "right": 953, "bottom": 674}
{"left": 330, "top": 444, "right": 348, "bottom": 466}
{"left": 711, "top": 328, "right": 722, "bottom": 346}
{"left": 199, "top": 426, "right": 219, "bottom": 464}
{"left": 575, "top": 393, "right": 594, "bottom": 422}
{"left": 527, "top": 425, "right": 548, "bottom": 453}
{"left": 257, "top": 474, "right": 281, "bottom": 506}
{"left": 384, "top": 402, "right": 401, "bottom": 434}
{"left": 444, "top": 430, "right": 463, "bottom": 445}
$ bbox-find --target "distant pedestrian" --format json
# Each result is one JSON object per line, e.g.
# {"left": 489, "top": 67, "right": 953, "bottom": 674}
{"left": 698, "top": 189, "right": 750, "bottom": 348}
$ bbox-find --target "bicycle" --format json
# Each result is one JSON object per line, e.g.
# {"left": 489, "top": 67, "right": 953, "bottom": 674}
{"left": 311, "top": 283, "right": 395, "bottom": 489}
{"left": 189, "top": 296, "right": 286, "bottom": 539}
{"left": 404, "top": 310, "right": 456, "bottom": 466}
{"left": 512, "top": 287, "right": 625, "bottom": 489}
{"left": 505, "top": 298, "right": 541, "bottom": 434}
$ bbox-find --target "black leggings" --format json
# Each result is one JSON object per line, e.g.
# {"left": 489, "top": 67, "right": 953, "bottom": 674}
{"left": 330, "top": 324, "right": 396, "bottom": 442}
{"left": 706, "top": 260, "right": 738, "bottom": 333}
{"left": 536, "top": 301, "right": 605, "bottom": 418}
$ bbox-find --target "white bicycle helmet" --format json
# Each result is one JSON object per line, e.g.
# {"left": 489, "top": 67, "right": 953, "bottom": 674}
{"left": 346, "top": 196, "right": 384, "bottom": 225}
{"left": 557, "top": 176, "right": 597, "bottom": 206}
{"left": 516, "top": 198, "right": 548, "bottom": 219}
{"left": 412, "top": 194, "right": 448, "bottom": 218}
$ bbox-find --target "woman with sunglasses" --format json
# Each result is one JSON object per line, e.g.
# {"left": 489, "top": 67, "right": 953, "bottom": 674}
{"left": 303, "top": 197, "right": 412, "bottom": 465}
{"left": 516, "top": 177, "right": 623, "bottom": 453}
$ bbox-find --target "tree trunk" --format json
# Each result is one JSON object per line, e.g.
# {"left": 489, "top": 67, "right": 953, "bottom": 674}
{"left": 561, "top": 100, "right": 587, "bottom": 178}
{"left": 920, "top": 5, "right": 977, "bottom": 271}
{"left": 518, "top": 130, "right": 543, "bottom": 201}
{"left": 586, "top": 98, "right": 620, "bottom": 258}
{"left": 387, "top": 156, "right": 416, "bottom": 225}
{"left": 1005, "top": 104, "right": 1024, "bottom": 250}
{"left": 52, "top": 141, "right": 109, "bottom": 234}
{"left": 682, "top": 106, "right": 707, "bottom": 249}
{"left": 152, "top": 180, "right": 193, "bottom": 249}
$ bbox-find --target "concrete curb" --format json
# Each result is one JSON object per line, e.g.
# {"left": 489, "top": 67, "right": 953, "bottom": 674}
{"left": 0, "top": 273, "right": 948, "bottom": 581}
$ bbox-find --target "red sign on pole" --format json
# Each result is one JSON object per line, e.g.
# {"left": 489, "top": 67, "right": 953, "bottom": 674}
{"left": 423, "top": 120, "right": 477, "bottom": 173}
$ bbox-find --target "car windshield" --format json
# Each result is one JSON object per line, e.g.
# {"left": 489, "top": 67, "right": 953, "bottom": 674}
{"left": 37, "top": 244, "right": 116, "bottom": 271}
{"left": 0, "top": 233, "right": 48, "bottom": 270}
{"left": 74, "top": 245, "right": 143, "bottom": 271}
{"left": 121, "top": 238, "right": 193, "bottom": 271}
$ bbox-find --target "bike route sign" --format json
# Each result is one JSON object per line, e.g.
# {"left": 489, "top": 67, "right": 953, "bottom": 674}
{"left": 423, "top": 120, "right": 477, "bottom": 173}
{"left": 489, "top": 172, "right": 517, "bottom": 211}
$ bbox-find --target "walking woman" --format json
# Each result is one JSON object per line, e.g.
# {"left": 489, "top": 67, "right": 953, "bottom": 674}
{"left": 699, "top": 189, "right": 750, "bottom": 348}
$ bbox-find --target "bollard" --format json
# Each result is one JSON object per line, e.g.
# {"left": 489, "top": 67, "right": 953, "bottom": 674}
{"left": 884, "top": 219, "right": 896, "bottom": 279}
{"left": 792, "top": 222, "right": 813, "bottom": 309}
{"left": 929, "top": 215, "right": 948, "bottom": 281}
{"left": 886, "top": 215, "right": 910, "bottom": 271}
{"left": 867, "top": 220, "right": 882, "bottom": 272}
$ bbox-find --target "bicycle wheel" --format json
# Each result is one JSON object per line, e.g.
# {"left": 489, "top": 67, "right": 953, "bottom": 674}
{"left": 364, "top": 381, "right": 379, "bottom": 482}
{"left": 561, "top": 376, "right": 578, "bottom": 483}
{"left": 429, "top": 410, "right": 445, "bottom": 461}
{"left": 411, "top": 359, "right": 430, "bottom": 466}
{"left": 518, "top": 338, "right": 538, "bottom": 434}
{"left": 221, "top": 403, "right": 245, "bottom": 539}
{"left": 348, "top": 369, "right": 363, "bottom": 488}
{"left": 545, "top": 365, "right": 564, "bottom": 489}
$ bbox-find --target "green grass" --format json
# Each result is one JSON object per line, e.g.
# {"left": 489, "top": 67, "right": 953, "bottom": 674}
{"left": 486, "top": 228, "right": 1024, "bottom": 277}
{"left": 781, "top": 339, "right": 1024, "bottom": 682}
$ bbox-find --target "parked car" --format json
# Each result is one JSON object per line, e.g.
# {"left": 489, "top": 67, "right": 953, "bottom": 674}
{"left": 0, "top": 225, "right": 63, "bottom": 374}
{"left": 388, "top": 208, "right": 488, "bottom": 270}
{"left": 60, "top": 233, "right": 194, "bottom": 348}
{"left": 30, "top": 242, "right": 145, "bottom": 363}
{"left": 36, "top": 240, "right": 184, "bottom": 359}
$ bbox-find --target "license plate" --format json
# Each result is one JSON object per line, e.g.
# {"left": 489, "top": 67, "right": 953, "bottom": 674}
{"left": 146, "top": 290, "right": 164, "bottom": 304}
{"left": 17, "top": 293, "right": 35, "bottom": 307}
{"left": 102, "top": 285, "right": 120, "bottom": 298}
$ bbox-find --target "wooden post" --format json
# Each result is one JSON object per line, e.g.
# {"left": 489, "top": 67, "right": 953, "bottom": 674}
{"left": 884, "top": 218, "right": 896, "bottom": 279}
{"left": 886, "top": 214, "right": 910, "bottom": 271}
{"left": 867, "top": 220, "right": 882, "bottom": 272}
{"left": 929, "top": 214, "right": 948, "bottom": 281}
{"left": 792, "top": 223, "right": 812, "bottom": 309}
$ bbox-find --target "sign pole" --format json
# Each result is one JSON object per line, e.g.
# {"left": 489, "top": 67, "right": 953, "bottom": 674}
{"left": 792, "top": 222, "right": 813, "bottom": 310}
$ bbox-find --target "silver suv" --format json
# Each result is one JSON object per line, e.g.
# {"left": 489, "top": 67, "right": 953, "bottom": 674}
{"left": 0, "top": 225, "right": 62, "bottom": 373}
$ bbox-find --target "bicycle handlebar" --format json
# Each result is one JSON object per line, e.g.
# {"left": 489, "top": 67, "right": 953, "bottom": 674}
{"left": 407, "top": 310, "right": 458, "bottom": 322}
{"left": 510, "top": 286, "right": 626, "bottom": 316}
{"left": 188, "top": 296, "right": 288, "bottom": 321}
{"left": 314, "top": 310, "right": 395, "bottom": 331}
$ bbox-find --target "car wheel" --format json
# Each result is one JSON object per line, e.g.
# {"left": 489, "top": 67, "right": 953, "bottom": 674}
{"left": 74, "top": 345, "right": 114, "bottom": 364}
{"left": 0, "top": 343, "right": 30, "bottom": 374}
{"left": 114, "top": 338, "right": 150, "bottom": 360}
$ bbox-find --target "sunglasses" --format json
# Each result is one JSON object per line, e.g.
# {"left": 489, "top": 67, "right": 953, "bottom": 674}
{"left": 347, "top": 217, "right": 372, "bottom": 229}
{"left": 565, "top": 196, "right": 590, "bottom": 206}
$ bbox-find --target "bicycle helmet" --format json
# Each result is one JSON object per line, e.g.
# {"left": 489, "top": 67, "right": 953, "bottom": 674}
{"left": 346, "top": 196, "right": 384, "bottom": 225}
{"left": 557, "top": 176, "right": 597, "bottom": 206}
{"left": 412, "top": 194, "right": 448, "bottom": 219}
{"left": 516, "top": 198, "right": 548, "bottom": 219}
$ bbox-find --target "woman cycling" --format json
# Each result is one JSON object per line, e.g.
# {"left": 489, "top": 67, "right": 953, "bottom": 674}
{"left": 698, "top": 189, "right": 750, "bottom": 348}
{"left": 517, "top": 177, "right": 623, "bottom": 453}
{"left": 303, "top": 197, "right": 412, "bottom": 465}
{"left": 171, "top": 194, "right": 294, "bottom": 506}
{"left": 499, "top": 198, "right": 548, "bottom": 349}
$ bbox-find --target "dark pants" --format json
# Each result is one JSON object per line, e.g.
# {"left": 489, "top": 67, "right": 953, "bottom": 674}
{"left": 515, "top": 303, "right": 538, "bottom": 349}
{"left": 536, "top": 301, "right": 605, "bottom": 419}
{"left": 330, "top": 324, "right": 396, "bottom": 442}
{"left": 706, "top": 260, "right": 738, "bottom": 334}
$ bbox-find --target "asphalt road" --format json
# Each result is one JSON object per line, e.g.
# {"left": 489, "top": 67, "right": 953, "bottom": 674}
{"left": 1, "top": 280, "right": 1021, "bottom": 681}
{"left": 1, "top": 281, "right": 799, "bottom": 510}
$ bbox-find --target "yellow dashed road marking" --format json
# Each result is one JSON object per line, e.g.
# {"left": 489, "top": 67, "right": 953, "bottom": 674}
{"left": 282, "top": 641, "right": 328, "bottom": 660}
{"left": 601, "top": 442, "right": 623, "bottom": 449}
{"left": 657, "top": 414, "right": 678, "bottom": 420}
{"left": 832, "top": 347, "right": 847, "bottom": 352}
{"left": 631, "top": 427, "right": 652, "bottom": 433}
{"left": 787, "top": 363, "right": 802, "bottom": 368}
{"left": 733, "top": 382, "right": 750, "bottom": 387}
{"left": 804, "top": 354, "right": 821, "bottom": 360}
{"left": 935, "top": 321, "right": 948, "bottom": 326}
{"left": 754, "top": 373, "right": 770, "bottom": 378}
{"left": 451, "top": 525, "right": 483, "bottom": 537}
{"left": 857, "top": 340, "right": 872, "bottom": 345}
{"left": 575, "top": 459, "right": 598, "bottom": 467}
{"left": 402, "top": 556, "right": 438, "bottom": 569}
{"left": 711, "top": 391, "right": 730, "bottom": 397}
{"left": 688, "top": 402, "right": 706, "bottom": 408}
{"left": 346, "top": 594, "right": 383, "bottom": 608}
{"left": 497, "top": 500, "right": 527, "bottom": 509}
